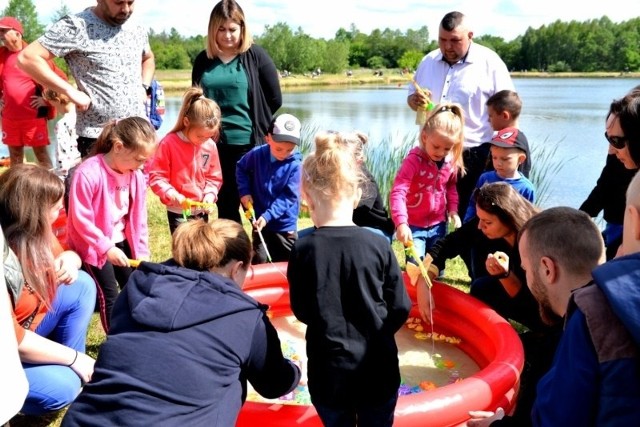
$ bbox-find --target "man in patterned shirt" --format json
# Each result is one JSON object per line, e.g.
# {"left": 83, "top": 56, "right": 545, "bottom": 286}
{"left": 17, "top": 0, "right": 155, "bottom": 158}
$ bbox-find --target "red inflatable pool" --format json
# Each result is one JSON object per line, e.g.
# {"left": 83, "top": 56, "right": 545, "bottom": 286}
{"left": 238, "top": 262, "right": 524, "bottom": 427}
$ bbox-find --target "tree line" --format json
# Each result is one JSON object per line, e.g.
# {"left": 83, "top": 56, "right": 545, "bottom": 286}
{"left": 149, "top": 16, "right": 640, "bottom": 74}
{"left": 4, "top": 0, "right": 640, "bottom": 74}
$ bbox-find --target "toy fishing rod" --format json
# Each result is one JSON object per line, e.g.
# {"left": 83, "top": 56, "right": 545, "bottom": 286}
{"left": 180, "top": 198, "right": 217, "bottom": 221}
{"left": 244, "top": 202, "right": 273, "bottom": 263}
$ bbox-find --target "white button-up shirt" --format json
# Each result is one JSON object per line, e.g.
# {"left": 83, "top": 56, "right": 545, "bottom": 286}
{"left": 410, "top": 42, "right": 515, "bottom": 147}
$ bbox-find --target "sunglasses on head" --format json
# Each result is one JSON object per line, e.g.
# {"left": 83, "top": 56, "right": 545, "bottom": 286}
{"left": 604, "top": 132, "right": 627, "bottom": 149}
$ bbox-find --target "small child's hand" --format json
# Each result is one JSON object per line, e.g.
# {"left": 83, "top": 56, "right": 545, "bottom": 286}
{"left": 468, "top": 408, "right": 506, "bottom": 427}
{"left": 106, "top": 247, "right": 129, "bottom": 267}
{"left": 292, "top": 359, "right": 307, "bottom": 386}
{"left": 202, "top": 194, "right": 216, "bottom": 214}
{"left": 395, "top": 223, "right": 412, "bottom": 245}
{"left": 240, "top": 195, "right": 253, "bottom": 209}
{"left": 171, "top": 191, "right": 185, "bottom": 205}
{"left": 30, "top": 95, "right": 48, "bottom": 109}
{"left": 254, "top": 216, "right": 267, "bottom": 232}
{"left": 416, "top": 276, "right": 434, "bottom": 323}
{"left": 448, "top": 212, "right": 461, "bottom": 229}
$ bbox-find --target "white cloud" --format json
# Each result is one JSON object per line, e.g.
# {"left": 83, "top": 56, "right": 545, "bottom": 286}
{"left": 1, "top": 0, "right": 637, "bottom": 42}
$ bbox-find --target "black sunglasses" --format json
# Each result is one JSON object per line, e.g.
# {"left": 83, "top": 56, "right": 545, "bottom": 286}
{"left": 605, "top": 131, "right": 627, "bottom": 149}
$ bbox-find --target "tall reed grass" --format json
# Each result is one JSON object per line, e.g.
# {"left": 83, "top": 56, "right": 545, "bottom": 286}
{"left": 528, "top": 138, "right": 570, "bottom": 207}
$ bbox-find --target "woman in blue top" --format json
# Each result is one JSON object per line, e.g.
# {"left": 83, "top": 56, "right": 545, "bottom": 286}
{"left": 192, "top": 0, "right": 282, "bottom": 223}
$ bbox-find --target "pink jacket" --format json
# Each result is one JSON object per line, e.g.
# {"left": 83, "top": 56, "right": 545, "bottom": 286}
{"left": 67, "top": 154, "right": 149, "bottom": 268}
{"left": 390, "top": 146, "right": 458, "bottom": 228}
{"left": 147, "top": 132, "right": 222, "bottom": 213}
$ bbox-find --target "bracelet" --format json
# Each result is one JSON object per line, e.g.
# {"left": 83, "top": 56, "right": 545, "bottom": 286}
{"left": 67, "top": 350, "right": 78, "bottom": 367}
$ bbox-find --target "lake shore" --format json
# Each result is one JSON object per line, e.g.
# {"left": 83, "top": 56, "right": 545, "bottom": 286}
{"left": 156, "top": 69, "right": 640, "bottom": 95}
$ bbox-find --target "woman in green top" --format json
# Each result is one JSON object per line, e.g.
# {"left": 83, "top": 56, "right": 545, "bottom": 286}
{"left": 192, "top": 0, "right": 282, "bottom": 223}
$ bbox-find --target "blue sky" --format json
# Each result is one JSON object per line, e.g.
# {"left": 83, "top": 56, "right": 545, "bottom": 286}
{"left": 3, "top": 1, "right": 638, "bottom": 42}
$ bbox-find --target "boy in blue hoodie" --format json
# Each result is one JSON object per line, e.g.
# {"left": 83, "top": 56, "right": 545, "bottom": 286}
{"left": 237, "top": 113, "right": 303, "bottom": 264}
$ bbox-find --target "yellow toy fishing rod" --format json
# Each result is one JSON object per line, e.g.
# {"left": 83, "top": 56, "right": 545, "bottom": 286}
{"left": 244, "top": 201, "right": 273, "bottom": 263}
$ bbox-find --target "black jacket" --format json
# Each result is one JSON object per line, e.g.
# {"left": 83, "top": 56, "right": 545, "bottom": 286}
{"left": 580, "top": 154, "right": 637, "bottom": 225}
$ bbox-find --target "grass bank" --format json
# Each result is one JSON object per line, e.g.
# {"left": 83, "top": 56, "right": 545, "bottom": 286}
{"left": 157, "top": 68, "right": 409, "bottom": 95}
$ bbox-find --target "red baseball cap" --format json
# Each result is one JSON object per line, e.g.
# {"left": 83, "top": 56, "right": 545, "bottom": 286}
{"left": 0, "top": 17, "right": 23, "bottom": 35}
{"left": 487, "top": 127, "right": 529, "bottom": 154}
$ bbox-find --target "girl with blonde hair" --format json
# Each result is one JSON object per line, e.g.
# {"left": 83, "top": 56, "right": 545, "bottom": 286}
{"left": 390, "top": 102, "right": 466, "bottom": 261}
{"left": 148, "top": 86, "right": 223, "bottom": 234}
{"left": 288, "top": 131, "right": 411, "bottom": 427}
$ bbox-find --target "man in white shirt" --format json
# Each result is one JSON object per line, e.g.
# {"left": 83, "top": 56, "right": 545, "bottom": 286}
{"left": 408, "top": 11, "right": 515, "bottom": 216}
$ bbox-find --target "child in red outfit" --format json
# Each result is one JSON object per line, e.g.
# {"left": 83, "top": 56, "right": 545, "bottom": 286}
{"left": 148, "top": 87, "right": 223, "bottom": 234}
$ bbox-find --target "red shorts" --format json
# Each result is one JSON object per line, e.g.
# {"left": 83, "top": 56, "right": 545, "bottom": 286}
{"left": 2, "top": 117, "right": 50, "bottom": 147}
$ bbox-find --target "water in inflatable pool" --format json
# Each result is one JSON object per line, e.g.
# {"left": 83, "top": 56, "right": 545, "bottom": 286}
{"left": 246, "top": 315, "right": 479, "bottom": 405}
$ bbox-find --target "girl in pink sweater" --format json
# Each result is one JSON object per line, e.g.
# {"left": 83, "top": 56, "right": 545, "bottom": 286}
{"left": 148, "top": 87, "right": 222, "bottom": 234}
{"left": 390, "top": 103, "right": 466, "bottom": 260}
{"left": 67, "top": 116, "right": 157, "bottom": 332}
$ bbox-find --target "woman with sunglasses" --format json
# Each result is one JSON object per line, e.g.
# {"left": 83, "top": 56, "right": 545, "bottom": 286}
{"left": 580, "top": 86, "right": 640, "bottom": 259}
{"left": 606, "top": 86, "right": 640, "bottom": 170}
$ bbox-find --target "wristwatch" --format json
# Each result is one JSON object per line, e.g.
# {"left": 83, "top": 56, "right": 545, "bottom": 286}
{"left": 142, "top": 83, "right": 151, "bottom": 95}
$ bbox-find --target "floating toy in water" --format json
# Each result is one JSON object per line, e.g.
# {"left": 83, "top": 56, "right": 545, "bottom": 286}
{"left": 433, "top": 354, "right": 457, "bottom": 370}
{"left": 405, "top": 316, "right": 425, "bottom": 331}
{"left": 412, "top": 331, "right": 462, "bottom": 345}
{"left": 407, "top": 317, "right": 462, "bottom": 345}
{"left": 447, "top": 370, "right": 462, "bottom": 384}
{"left": 398, "top": 384, "right": 423, "bottom": 396}
{"left": 420, "top": 381, "right": 437, "bottom": 391}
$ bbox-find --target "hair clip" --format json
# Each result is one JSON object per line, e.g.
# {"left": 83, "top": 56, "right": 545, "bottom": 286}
{"left": 204, "top": 117, "right": 219, "bottom": 127}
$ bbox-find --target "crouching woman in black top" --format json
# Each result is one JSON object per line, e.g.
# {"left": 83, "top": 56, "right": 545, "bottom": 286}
{"left": 417, "top": 182, "right": 544, "bottom": 332}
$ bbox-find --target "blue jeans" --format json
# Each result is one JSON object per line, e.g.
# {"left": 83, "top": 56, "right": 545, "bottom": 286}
{"left": 408, "top": 222, "right": 447, "bottom": 261}
{"left": 21, "top": 270, "right": 96, "bottom": 415}
{"left": 314, "top": 393, "right": 398, "bottom": 427}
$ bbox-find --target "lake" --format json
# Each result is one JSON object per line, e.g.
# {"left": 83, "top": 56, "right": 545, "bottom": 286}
{"left": 5, "top": 78, "right": 634, "bottom": 212}
{"left": 155, "top": 77, "right": 638, "bottom": 211}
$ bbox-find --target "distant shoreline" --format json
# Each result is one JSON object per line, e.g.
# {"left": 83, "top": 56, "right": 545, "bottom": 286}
{"left": 156, "top": 70, "right": 640, "bottom": 95}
